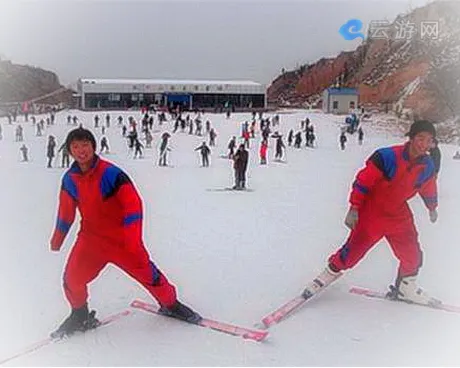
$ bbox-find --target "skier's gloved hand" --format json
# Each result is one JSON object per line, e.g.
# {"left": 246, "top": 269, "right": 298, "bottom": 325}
{"left": 344, "top": 207, "right": 359, "bottom": 230}
{"left": 429, "top": 209, "right": 438, "bottom": 223}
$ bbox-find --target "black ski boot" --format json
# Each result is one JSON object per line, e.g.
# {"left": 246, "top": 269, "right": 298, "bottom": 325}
{"left": 51, "top": 304, "right": 100, "bottom": 338}
{"left": 159, "top": 300, "right": 202, "bottom": 324}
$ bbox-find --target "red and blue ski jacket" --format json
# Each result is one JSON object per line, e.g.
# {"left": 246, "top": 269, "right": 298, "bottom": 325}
{"left": 349, "top": 143, "right": 438, "bottom": 215}
{"left": 50, "top": 156, "right": 143, "bottom": 250}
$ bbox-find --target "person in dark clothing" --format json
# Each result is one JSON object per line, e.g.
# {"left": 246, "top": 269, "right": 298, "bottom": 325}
{"left": 429, "top": 138, "right": 441, "bottom": 175}
{"left": 453, "top": 151, "right": 460, "bottom": 160}
{"left": 195, "top": 142, "right": 211, "bottom": 167}
{"left": 159, "top": 132, "right": 171, "bottom": 166}
{"left": 209, "top": 128, "right": 217, "bottom": 147}
{"left": 340, "top": 132, "right": 347, "bottom": 150}
{"left": 232, "top": 144, "right": 249, "bottom": 190}
{"left": 358, "top": 127, "right": 364, "bottom": 145}
{"left": 288, "top": 129, "right": 294, "bottom": 146}
{"left": 228, "top": 136, "right": 236, "bottom": 159}
{"left": 134, "top": 139, "right": 144, "bottom": 159}
{"left": 20, "top": 144, "right": 29, "bottom": 162}
{"left": 58, "top": 142, "right": 71, "bottom": 168}
{"left": 100, "top": 136, "right": 110, "bottom": 154}
{"left": 294, "top": 132, "right": 302, "bottom": 148}
{"left": 47, "top": 135, "right": 57, "bottom": 168}
{"left": 127, "top": 130, "right": 137, "bottom": 150}
{"left": 274, "top": 135, "right": 285, "bottom": 160}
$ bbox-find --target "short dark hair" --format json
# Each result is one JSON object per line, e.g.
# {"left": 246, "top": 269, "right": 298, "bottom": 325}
{"left": 65, "top": 127, "right": 97, "bottom": 152}
{"left": 406, "top": 120, "right": 436, "bottom": 139}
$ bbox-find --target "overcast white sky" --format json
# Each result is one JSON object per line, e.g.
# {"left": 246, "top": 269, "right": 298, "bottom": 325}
{"left": 0, "top": 0, "right": 433, "bottom": 86}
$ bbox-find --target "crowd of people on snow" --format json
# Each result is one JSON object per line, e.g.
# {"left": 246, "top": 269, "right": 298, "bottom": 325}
{"left": 0, "top": 104, "right": 456, "bottom": 190}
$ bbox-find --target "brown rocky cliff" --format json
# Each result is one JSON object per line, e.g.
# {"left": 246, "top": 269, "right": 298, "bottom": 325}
{"left": 268, "top": 1, "right": 460, "bottom": 122}
{"left": 0, "top": 60, "right": 73, "bottom": 105}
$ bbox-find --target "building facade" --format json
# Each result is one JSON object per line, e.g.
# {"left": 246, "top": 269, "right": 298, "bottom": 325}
{"left": 77, "top": 78, "right": 266, "bottom": 110}
{"left": 322, "top": 87, "right": 359, "bottom": 114}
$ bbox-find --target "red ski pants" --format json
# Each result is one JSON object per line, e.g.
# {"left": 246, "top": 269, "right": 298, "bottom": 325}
{"left": 329, "top": 206, "right": 423, "bottom": 277}
{"left": 63, "top": 234, "right": 177, "bottom": 309}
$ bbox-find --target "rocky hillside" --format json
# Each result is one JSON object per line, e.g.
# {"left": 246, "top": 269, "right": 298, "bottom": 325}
{"left": 0, "top": 59, "right": 73, "bottom": 106}
{"left": 268, "top": 0, "right": 460, "bottom": 125}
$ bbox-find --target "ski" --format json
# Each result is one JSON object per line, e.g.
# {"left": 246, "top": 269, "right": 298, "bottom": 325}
{"left": 0, "top": 309, "right": 132, "bottom": 365}
{"left": 349, "top": 286, "right": 460, "bottom": 314}
{"left": 206, "top": 187, "right": 255, "bottom": 192}
{"left": 260, "top": 295, "right": 308, "bottom": 329}
{"left": 130, "top": 299, "right": 268, "bottom": 342}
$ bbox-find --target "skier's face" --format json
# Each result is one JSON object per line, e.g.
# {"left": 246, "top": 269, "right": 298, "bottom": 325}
{"left": 69, "top": 140, "right": 95, "bottom": 166}
{"left": 410, "top": 132, "right": 434, "bottom": 157}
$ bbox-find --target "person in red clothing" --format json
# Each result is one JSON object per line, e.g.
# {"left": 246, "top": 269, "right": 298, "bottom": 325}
{"left": 50, "top": 128, "right": 201, "bottom": 338}
{"left": 260, "top": 139, "right": 268, "bottom": 165}
{"left": 302, "top": 120, "right": 440, "bottom": 306}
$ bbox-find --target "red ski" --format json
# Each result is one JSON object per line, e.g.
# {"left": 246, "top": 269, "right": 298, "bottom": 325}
{"left": 0, "top": 309, "right": 132, "bottom": 366}
{"left": 130, "top": 299, "right": 268, "bottom": 342}
{"left": 261, "top": 295, "right": 308, "bottom": 328}
{"left": 349, "top": 286, "right": 460, "bottom": 313}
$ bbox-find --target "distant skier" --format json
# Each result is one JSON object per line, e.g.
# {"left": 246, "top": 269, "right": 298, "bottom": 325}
{"left": 134, "top": 138, "right": 144, "bottom": 159}
{"left": 227, "top": 136, "right": 236, "bottom": 159}
{"left": 274, "top": 134, "right": 285, "bottom": 160}
{"left": 232, "top": 144, "right": 249, "bottom": 190}
{"left": 159, "top": 132, "right": 171, "bottom": 166}
{"left": 209, "top": 128, "right": 217, "bottom": 147}
{"left": 195, "top": 141, "right": 211, "bottom": 167}
{"left": 340, "top": 131, "right": 347, "bottom": 150}
{"left": 15, "top": 125, "right": 24, "bottom": 142}
{"left": 453, "top": 151, "right": 460, "bottom": 160}
{"left": 100, "top": 136, "right": 110, "bottom": 154}
{"left": 58, "top": 143, "right": 71, "bottom": 168}
{"left": 20, "top": 144, "right": 29, "bottom": 162}
{"left": 47, "top": 135, "right": 56, "bottom": 168}
{"left": 260, "top": 139, "right": 268, "bottom": 165}
{"left": 358, "top": 127, "right": 364, "bottom": 145}
{"left": 288, "top": 129, "right": 294, "bottom": 146}
{"left": 294, "top": 132, "right": 302, "bottom": 148}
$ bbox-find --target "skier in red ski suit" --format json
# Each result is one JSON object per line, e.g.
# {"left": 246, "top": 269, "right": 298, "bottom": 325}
{"left": 50, "top": 128, "right": 201, "bottom": 337}
{"left": 302, "top": 120, "right": 440, "bottom": 305}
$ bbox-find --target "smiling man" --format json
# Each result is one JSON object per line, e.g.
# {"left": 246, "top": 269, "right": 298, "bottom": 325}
{"left": 50, "top": 127, "right": 201, "bottom": 338}
{"left": 302, "top": 120, "right": 440, "bottom": 306}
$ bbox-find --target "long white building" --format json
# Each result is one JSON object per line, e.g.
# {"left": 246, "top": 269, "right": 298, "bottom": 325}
{"left": 77, "top": 78, "right": 266, "bottom": 110}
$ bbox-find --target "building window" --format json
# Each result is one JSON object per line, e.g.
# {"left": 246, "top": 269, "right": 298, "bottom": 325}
{"left": 217, "top": 85, "right": 223, "bottom": 91}
{"left": 170, "top": 86, "right": 175, "bottom": 91}
{"left": 205, "top": 85, "right": 210, "bottom": 91}
{"left": 131, "top": 94, "right": 138, "bottom": 101}
{"left": 108, "top": 93, "right": 120, "bottom": 101}
{"left": 194, "top": 85, "right": 199, "bottom": 91}
{"left": 349, "top": 101, "right": 355, "bottom": 109}
{"left": 333, "top": 101, "right": 339, "bottom": 109}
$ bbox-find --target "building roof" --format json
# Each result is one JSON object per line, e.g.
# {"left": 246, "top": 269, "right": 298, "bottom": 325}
{"left": 79, "top": 78, "right": 263, "bottom": 87}
{"left": 325, "top": 87, "right": 359, "bottom": 95}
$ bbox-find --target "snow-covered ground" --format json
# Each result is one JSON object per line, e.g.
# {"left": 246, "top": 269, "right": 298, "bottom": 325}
{"left": 1, "top": 109, "right": 459, "bottom": 366}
